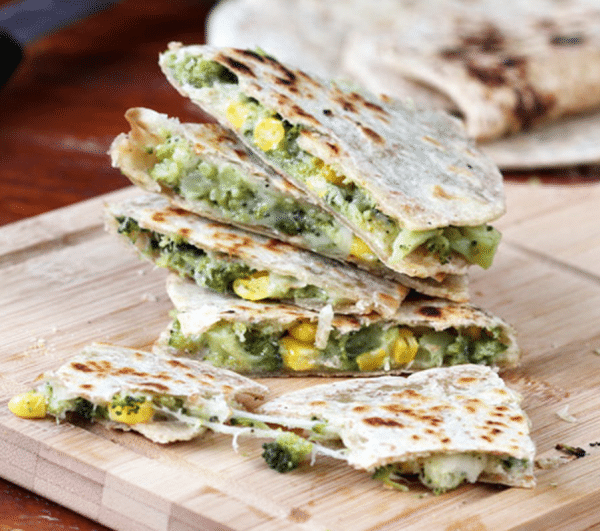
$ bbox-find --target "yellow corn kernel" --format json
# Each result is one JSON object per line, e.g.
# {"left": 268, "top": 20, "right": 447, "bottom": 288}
{"left": 392, "top": 328, "right": 419, "bottom": 364}
{"left": 356, "top": 349, "right": 387, "bottom": 371}
{"left": 109, "top": 399, "right": 154, "bottom": 425}
{"left": 350, "top": 236, "right": 377, "bottom": 262}
{"left": 232, "top": 271, "right": 271, "bottom": 301}
{"left": 320, "top": 164, "right": 345, "bottom": 185}
{"left": 8, "top": 391, "right": 47, "bottom": 419}
{"left": 288, "top": 321, "right": 318, "bottom": 344}
{"left": 254, "top": 117, "right": 285, "bottom": 151}
{"left": 280, "top": 336, "right": 319, "bottom": 371}
{"left": 225, "top": 101, "right": 249, "bottom": 129}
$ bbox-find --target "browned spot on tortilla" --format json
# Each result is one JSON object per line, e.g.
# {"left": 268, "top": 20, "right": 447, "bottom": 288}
{"left": 418, "top": 306, "right": 443, "bottom": 318}
{"left": 392, "top": 389, "right": 423, "bottom": 401}
{"left": 178, "top": 228, "right": 192, "bottom": 238}
{"left": 359, "top": 124, "right": 385, "bottom": 145}
{"left": 218, "top": 54, "right": 256, "bottom": 78}
{"left": 71, "top": 362, "right": 95, "bottom": 373}
{"left": 457, "top": 376, "right": 479, "bottom": 385}
{"left": 433, "top": 185, "right": 459, "bottom": 201}
{"left": 550, "top": 33, "right": 585, "bottom": 46}
{"left": 412, "top": 434, "right": 421, "bottom": 441}
{"left": 79, "top": 384, "right": 93, "bottom": 389}
{"left": 151, "top": 212, "right": 167, "bottom": 223}
{"left": 237, "top": 49, "right": 266, "bottom": 62}
{"left": 513, "top": 87, "right": 556, "bottom": 130}
{"left": 139, "top": 382, "right": 170, "bottom": 392}
{"left": 233, "top": 149, "right": 248, "bottom": 160}
{"left": 481, "top": 435, "right": 493, "bottom": 443}
{"left": 309, "top": 400, "right": 327, "bottom": 407}
{"left": 353, "top": 405, "right": 371, "bottom": 413}
{"left": 510, "top": 415, "right": 525, "bottom": 423}
{"left": 363, "top": 417, "right": 405, "bottom": 428}
{"left": 440, "top": 437, "right": 452, "bottom": 444}
{"left": 422, "top": 135, "right": 444, "bottom": 148}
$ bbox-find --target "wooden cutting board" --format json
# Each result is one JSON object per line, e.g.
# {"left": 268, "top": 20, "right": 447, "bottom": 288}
{"left": 1, "top": 181, "right": 600, "bottom": 531}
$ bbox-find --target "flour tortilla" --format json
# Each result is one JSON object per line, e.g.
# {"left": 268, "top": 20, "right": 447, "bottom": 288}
{"left": 110, "top": 107, "right": 469, "bottom": 302}
{"left": 256, "top": 365, "right": 536, "bottom": 488}
{"left": 159, "top": 43, "right": 505, "bottom": 280}
{"left": 155, "top": 274, "right": 520, "bottom": 376}
{"left": 105, "top": 193, "right": 409, "bottom": 317}
{"left": 35, "top": 343, "right": 269, "bottom": 443}
{"left": 208, "top": 0, "right": 600, "bottom": 169}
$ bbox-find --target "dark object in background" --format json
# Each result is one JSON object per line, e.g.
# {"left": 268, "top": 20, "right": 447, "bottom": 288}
{"left": 0, "top": 0, "right": 119, "bottom": 87}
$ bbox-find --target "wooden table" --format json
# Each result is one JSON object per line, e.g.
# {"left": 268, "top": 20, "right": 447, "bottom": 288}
{"left": 2, "top": 1, "right": 600, "bottom": 530}
{"left": 0, "top": 1, "right": 218, "bottom": 528}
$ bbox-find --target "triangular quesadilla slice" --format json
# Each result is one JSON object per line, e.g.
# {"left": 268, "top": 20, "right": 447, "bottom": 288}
{"left": 7, "top": 343, "right": 269, "bottom": 444}
{"left": 105, "top": 193, "right": 409, "bottom": 317}
{"left": 158, "top": 43, "right": 506, "bottom": 280}
{"left": 110, "top": 107, "right": 470, "bottom": 302}
{"left": 250, "top": 365, "right": 536, "bottom": 492}
{"left": 155, "top": 274, "right": 519, "bottom": 376}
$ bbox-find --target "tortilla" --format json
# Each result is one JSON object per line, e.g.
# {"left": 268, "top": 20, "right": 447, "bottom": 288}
{"left": 254, "top": 364, "right": 536, "bottom": 492}
{"left": 158, "top": 43, "right": 506, "bottom": 280}
{"left": 155, "top": 273, "right": 520, "bottom": 376}
{"left": 11, "top": 343, "right": 268, "bottom": 444}
{"left": 105, "top": 193, "right": 409, "bottom": 317}
{"left": 207, "top": 0, "right": 600, "bottom": 169}
{"left": 109, "top": 107, "right": 469, "bottom": 302}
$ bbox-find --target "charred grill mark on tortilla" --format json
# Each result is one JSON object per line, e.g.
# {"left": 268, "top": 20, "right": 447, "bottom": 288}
{"left": 418, "top": 306, "right": 443, "bottom": 318}
{"left": 363, "top": 417, "right": 406, "bottom": 428}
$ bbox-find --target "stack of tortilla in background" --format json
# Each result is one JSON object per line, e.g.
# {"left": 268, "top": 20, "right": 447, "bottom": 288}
{"left": 105, "top": 42, "right": 522, "bottom": 378}
{"left": 207, "top": 0, "right": 600, "bottom": 170}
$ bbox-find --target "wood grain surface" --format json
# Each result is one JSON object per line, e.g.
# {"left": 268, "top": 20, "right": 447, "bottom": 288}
{"left": 2, "top": 0, "right": 600, "bottom": 529}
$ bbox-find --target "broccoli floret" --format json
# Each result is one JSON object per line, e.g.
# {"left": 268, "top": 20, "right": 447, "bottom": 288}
{"left": 371, "top": 465, "right": 409, "bottom": 491}
{"left": 261, "top": 432, "right": 313, "bottom": 473}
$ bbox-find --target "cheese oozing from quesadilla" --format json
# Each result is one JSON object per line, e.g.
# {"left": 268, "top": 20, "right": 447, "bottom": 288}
{"left": 251, "top": 365, "right": 536, "bottom": 493}
{"left": 106, "top": 194, "right": 408, "bottom": 317}
{"left": 159, "top": 44, "right": 505, "bottom": 278}
{"left": 156, "top": 275, "right": 519, "bottom": 375}
{"left": 8, "top": 343, "right": 269, "bottom": 444}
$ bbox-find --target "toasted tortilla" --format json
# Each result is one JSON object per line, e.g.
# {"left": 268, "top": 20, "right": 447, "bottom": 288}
{"left": 255, "top": 365, "right": 536, "bottom": 489}
{"left": 155, "top": 274, "right": 520, "bottom": 376}
{"left": 31, "top": 343, "right": 268, "bottom": 443}
{"left": 109, "top": 107, "right": 469, "bottom": 302}
{"left": 105, "top": 193, "right": 409, "bottom": 317}
{"left": 158, "top": 43, "right": 505, "bottom": 279}
{"left": 208, "top": 0, "right": 600, "bottom": 169}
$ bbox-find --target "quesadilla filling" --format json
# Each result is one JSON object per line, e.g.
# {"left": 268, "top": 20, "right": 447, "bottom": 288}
{"left": 10, "top": 384, "right": 230, "bottom": 429}
{"left": 115, "top": 215, "right": 345, "bottom": 305}
{"left": 257, "top": 427, "right": 531, "bottom": 494}
{"left": 143, "top": 129, "right": 354, "bottom": 261}
{"left": 167, "top": 316, "right": 511, "bottom": 374}
{"left": 163, "top": 51, "right": 501, "bottom": 270}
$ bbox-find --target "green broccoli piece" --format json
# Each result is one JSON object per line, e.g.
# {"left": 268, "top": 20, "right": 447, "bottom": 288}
{"left": 371, "top": 465, "right": 409, "bottom": 491}
{"left": 261, "top": 432, "right": 313, "bottom": 473}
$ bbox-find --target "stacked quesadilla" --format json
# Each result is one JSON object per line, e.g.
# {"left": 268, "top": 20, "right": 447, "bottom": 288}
{"left": 104, "top": 43, "right": 519, "bottom": 377}
{"left": 9, "top": 44, "right": 536, "bottom": 493}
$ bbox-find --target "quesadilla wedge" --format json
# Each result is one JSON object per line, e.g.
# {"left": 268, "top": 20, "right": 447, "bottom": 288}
{"left": 249, "top": 364, "right": 536, "bottom": 493}
{"left": 110, "top": 107, "right": 470, "bottom": 302}
{"left": 155, "top": 274, "right": 519, "bottom": 376}
{"left": 158, "top": 43, "right": 506, "bottom": 280}
{"left": 7, "top": 343, "right": 269, "bottom": 444}
{"left": 105, "top": 193, "right": 409, "bottom": 317}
